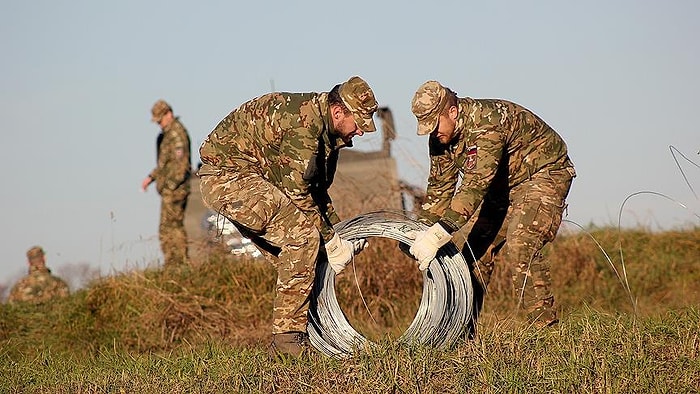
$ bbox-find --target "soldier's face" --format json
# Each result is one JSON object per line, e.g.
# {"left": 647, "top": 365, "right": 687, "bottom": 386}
{"left": 155, "top": 111, "right": 173, "bottom": 129}
{"left": 332, "top": 107, "right": 363, "bottom": 143}
{"left": 432, "top": 107, "right": 458, "bottom": 144}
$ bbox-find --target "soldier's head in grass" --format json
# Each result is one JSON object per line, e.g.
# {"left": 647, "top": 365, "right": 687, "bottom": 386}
{"left": 26, "top": 246, "right": 46, "bottom": 268}
{"left": 24, "top": 245, "right": 51, "bottom": 274}
{"left": 411, "top": 81, "right": 458, "bottom": 144}
{"left": 329, "top": 76, "right": 378, "bottom": 144}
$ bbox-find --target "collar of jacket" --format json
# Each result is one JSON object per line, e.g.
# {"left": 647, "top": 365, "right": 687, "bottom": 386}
{"left": 319, "top": 93, "right": 349, "bottom": 151}
{"left": 29, "top": 265, "right": 50, "bottom": 275}
{"left": 442, "top": 98, "right": 470, "bottom": 149}
{"left": 161, "top": 117, "right": 180, "bottom": 134}
{"left": 454, "top": 98, "right": 471, "bottom": 138}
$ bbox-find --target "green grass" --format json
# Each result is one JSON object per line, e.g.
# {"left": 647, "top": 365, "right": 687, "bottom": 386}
{"left": 2, "top": 310, "right": 698, "bottom": 393}
{"left": 1, "top": 227, "right": 699, "bottom": 392}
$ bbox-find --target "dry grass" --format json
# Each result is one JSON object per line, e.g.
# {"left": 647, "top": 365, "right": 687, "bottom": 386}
{"left": 3, "top": 227, "right": 698, "bottom": 357}
{"left": 1, "top": 226, "right": 700, "bottom": 393}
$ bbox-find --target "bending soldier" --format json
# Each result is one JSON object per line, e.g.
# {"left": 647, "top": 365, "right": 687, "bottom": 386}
{"left": 409, "top": 81, "right": 576, "bottom": 328}
{"left": 198, "top": 76, "right": 377, "bottom": 356}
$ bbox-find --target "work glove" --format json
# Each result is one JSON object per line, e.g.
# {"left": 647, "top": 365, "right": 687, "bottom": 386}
{"left": 407, "top": 223, "right": 452, "bottom": 270}
{"left": 351, "top": 238, "right": 368, "bottom": 254}
{"left": 325, "top": 233, "right": 354, "bottom": 274}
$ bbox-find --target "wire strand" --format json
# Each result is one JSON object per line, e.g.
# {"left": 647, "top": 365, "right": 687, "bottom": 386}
{"left": 308, "top": 210, "right": 474, "bottom": 358}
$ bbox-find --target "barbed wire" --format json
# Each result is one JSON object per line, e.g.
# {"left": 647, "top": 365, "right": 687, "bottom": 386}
{"left": 308, "top": 210, "right": 474, "bottom": 358}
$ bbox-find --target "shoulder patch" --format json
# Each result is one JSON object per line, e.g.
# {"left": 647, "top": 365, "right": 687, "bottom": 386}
{"left": 465, "top": 144, "right": 477, "bottom": 170}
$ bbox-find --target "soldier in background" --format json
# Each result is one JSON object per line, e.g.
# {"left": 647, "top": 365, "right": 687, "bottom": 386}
{"left": 198, "top": 76, "right": 377, "bottom": 357}
{"left": 408, "top": 81, "right": 576, "bottom": 328}
{"left": 8, "top": 246, "right": 70, "bottom": 304}
{"left": 141, "top": 100, "right": 192, "bottom": 267}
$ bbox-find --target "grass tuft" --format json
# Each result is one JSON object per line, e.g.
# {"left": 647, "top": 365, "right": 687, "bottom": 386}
{"left": 1, "top": 227, "right": 699, "bottom": 392}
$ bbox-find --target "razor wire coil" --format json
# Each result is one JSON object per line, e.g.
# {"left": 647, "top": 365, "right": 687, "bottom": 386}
{"left": 308, "top": 210, "right": 474, "bottom": 358}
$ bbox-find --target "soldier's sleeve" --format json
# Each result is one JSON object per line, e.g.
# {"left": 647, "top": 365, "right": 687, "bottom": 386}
{"left": 312, "top": 187, "right": 341, "bottom": 226}
{"left": 7, "top": 283, "right": 21, "bottom": 303}
{"left": 163, "top": 127, "right": 191, "bottom": 191}
{"left": 419, "top": 137, "right": 459, "bottom": 225}
{"left": 50, "top": 276, "right": 70, "bottom": 298}
{"left": 324, "top": 201, "right": 341, "bottom": 226}
{"left": 440, "top": 129, "right": 505, "bottom": 232}
{"left": 7, "top": 278, "right": 31, "bottom": 304}
{"left": 278, "top": 126, "right": 335, "bottom": 241}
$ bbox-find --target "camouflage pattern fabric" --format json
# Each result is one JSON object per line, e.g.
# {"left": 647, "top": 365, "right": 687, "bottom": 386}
{"left": 8, "top": 266, "right": 70, "bottom": 304}
{"left": 420, "top": 98, "right": 574, "bottom": 229}
{"left": 149, "top": 117, "right": 191, "bottom": 266}
{"left": 199, "top": 170, "right": 319, "bottom": 333}
{"left": 160, "top": 189, "right": 188, "bottom": 267}
{"left": 462, "top": 168, "right": 573, "bottom": 325}
{"left": 198, "top": 78, "right": 377, "bottom": 334}
{"left": 419, "top": 96, "right": 576, "bottom": 326}
{"left": 199, "top": 92, "right": 346, "bottom": 242}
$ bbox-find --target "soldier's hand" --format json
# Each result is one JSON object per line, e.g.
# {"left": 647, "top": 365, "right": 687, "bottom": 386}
{"left": 141, "top": 176, "right": 154, "bottom": 192}
{"left": 325, "top": 233, "right": 354, "bottom": 274}
{"left": 408, "top": 223, "right": 452, "bottom": 271}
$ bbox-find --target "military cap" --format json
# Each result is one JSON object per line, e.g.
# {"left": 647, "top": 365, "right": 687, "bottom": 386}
{"left": 151, "top": 99, "right": 172, "bottom": 122}
{"left": 26, "top": 246, "right": 45, "bottom": 260}
{"left": 411, "top": 81, "right": 448, "bottom": 135}
{"left": 339, "top": 76, "right": 378, "bottom": 132}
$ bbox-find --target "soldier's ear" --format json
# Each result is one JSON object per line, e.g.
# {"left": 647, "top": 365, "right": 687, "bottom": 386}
{"left": 330, "top": 104, "right": 343, "bottom": 120}
{"left": 449, "top": 105, "right": 458, "bottom": 121}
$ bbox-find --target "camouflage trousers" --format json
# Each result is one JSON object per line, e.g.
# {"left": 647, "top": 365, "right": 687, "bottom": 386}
{"left": 199, "top": 166, "right": 320, "bottom": 334}
{"left": 159, "top": 190, "right": 189, "bottom": 267}
{"left": 461, "top": 166, "right": 575, "bottom": 326}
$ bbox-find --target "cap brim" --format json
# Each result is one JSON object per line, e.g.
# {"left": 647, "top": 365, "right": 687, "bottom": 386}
{"left": 416, "top": 113, "right": 439, "bottom": 135}
{"left": 353, "top": 113, "right": 377, "bottom": 132}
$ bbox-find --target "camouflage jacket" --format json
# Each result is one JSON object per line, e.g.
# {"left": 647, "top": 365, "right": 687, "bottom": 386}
{"left": 149, "top": 117, "right": 192, "bottom": 197}
{"left": 199, "top": 92, "right": 349, "bottom": 241}
{"left": 7, "top": 266, "right": 70, "bottom": 304}
{"left": 421, "top": 97, "right": 575, "bottom": 232}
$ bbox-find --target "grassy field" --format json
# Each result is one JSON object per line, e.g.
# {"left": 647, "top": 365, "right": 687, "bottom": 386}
{"left": 1, "top": 227, "right": 699, "bottom": 393}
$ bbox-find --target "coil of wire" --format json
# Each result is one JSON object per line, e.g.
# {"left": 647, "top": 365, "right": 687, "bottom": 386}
{"left": 308, "top": 210, "right": 474, "bottom": 358}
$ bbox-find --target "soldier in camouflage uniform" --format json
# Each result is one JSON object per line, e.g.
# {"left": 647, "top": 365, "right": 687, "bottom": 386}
{"left": 8, "top": 246, "right": 70, "bottom": 304}
{"left": 141, "top": 100, "right": 192, "bottom": 267}
{"left": 198, "top": 76, "right": 377, "bottom": 356}
{"left": 409, "top": 81, "right": 576, "bottom": 328}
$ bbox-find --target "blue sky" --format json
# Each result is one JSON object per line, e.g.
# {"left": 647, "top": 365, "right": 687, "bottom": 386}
{"left": 1, "top": 1, "right": 698, "bottom": 286}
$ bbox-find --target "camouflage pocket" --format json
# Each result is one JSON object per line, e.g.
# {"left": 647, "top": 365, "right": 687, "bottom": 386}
{"left": 200, "top": 171, "right": 282, "bottom": 234}
{"left": 516, "top": 198, "right": 563, "bottom": 243}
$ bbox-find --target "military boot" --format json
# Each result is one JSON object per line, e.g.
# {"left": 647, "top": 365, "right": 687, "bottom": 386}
{"left": 528, "top": 296, "right": 558, "bottom": 328}
{"left": 268, "top": 331, "right": 310, "bottom": 358}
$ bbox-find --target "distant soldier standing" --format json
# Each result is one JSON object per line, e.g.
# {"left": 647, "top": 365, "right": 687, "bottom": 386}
{"left": 141, "top": 100, "right": 192, "bottom": 267}
{"left": 8, "top": 246, "right": 70, "bottom": 304}
{"left": 409, "top": 81, "right": 576, "bottom": 328}
{"left": 198, "top": 76, "right": 377, "bottom": 356}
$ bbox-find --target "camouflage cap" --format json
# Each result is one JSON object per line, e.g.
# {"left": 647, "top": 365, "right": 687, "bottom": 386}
{"left": 151, "top": 99, "right": 172, "bottom": 122}
{"left": 411, "top": 81, "right": 448, "bottom": 135}
{"left": 339, "top": 76, "right": 378, "bottom": 132}
{"left": 26, "top": 246, "right": 45, "bottom": 260}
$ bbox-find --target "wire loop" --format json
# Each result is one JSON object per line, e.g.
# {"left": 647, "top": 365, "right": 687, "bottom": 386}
{"left": 308, "top": 210, "right": 475, "bottom": 358}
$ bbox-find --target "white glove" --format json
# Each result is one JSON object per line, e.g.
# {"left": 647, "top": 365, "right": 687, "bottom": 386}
{"left": 325, "top": 233, "right": 354, "bottom": 274}
{"left": 408, "top": 223, "right": 452, "bottom": 270}
{"left": 351, "top": 239, "right": 368, "bottom": 254}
